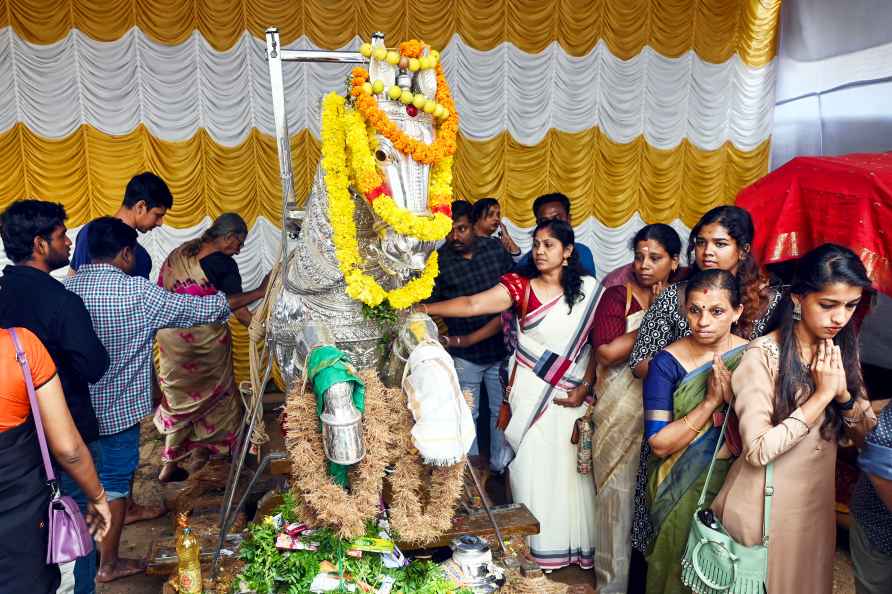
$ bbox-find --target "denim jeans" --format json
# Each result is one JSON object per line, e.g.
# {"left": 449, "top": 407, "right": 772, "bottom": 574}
{"left": 97, "top": 424, "right": 141, "bottom": 502}
{"left": 453, "top": 357, "right": 507, "bottom": 471}
{"left": 57, "top": 441, "right": 102, "bottom": 594}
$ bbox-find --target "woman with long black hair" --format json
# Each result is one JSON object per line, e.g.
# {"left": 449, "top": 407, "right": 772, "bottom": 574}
{"left": 629, "top": 205, "right": 782, "bottom": 378}
{"left": 422, "top": 218, "right": 602, "bottom": 571}
{"left": 627, "top": 206, "right": 782, "bottom": 563}
{"left": 711, "top": 243, "right": 877, "bottom": 594}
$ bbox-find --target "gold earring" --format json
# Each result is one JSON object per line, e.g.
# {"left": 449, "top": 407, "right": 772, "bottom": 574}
{"left": 562, "top": 258, "right": 568, "bottom": 267}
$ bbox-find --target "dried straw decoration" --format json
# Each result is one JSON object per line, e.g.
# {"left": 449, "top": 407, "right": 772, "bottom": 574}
{"left": 501, "top": 572, "right": 569, "bottom": 594}
{"left": 283, "top": 368, "right": 467, "bottom": 541}
{"left": 284, "top": 369, "right": 392, "bottom": 538}
{"left": 385, "top": 385, "right": 466, "bottom": 545}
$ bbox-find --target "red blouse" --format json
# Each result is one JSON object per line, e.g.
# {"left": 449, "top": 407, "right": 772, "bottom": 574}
{"left": 592, "top": 284, "right": 643, "bottom": 349}
{"left": 499, "top": 272, "right": 543, "bottom": 311}
{"left": 500, "top": 272, "right": 608, "bottom": 347}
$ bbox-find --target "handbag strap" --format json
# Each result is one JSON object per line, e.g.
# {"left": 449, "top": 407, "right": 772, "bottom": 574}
{"left": 696, "top": 400, "right": 774, "bottom": 544}
{"left": 504, "top": 280, "right": 532, "bottom": 398}
{"left": 6, "top": 328, "right": 57, "bottom": 483}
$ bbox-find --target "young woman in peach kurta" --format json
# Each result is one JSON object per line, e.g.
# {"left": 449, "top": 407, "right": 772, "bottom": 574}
{"left": 712, "top": 335, "right": 876, "bottom": 594}
{"left": 712, "top": 333, "right": 876, "bottom": 594}
{"left": 712, "top": 244, "right": 879, "bottom": 594}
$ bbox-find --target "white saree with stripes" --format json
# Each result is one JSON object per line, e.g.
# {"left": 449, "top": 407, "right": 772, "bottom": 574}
{"left": 504, "top": 275, "right": 603, "bottom": 570}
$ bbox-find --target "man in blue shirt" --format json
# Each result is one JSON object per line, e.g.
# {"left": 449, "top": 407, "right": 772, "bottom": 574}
{"left": 70, "top": 172, "right": 173, "bottom": 279}
{"left": 515, "top": 192, "right": 596, "bottom": 277}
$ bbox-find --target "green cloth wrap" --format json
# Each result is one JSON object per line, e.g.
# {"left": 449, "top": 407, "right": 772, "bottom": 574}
{"left": 306, "top": 346, "right": 365, "bottom": 487}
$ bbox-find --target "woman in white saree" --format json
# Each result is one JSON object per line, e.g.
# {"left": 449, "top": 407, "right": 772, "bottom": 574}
{"left": 423, "top": 219, "right": 602, "bottom": 570}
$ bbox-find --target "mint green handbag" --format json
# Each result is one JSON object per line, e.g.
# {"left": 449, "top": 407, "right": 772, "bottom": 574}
{"left": 680, "top": 408, "right": 773, "bottom": 594}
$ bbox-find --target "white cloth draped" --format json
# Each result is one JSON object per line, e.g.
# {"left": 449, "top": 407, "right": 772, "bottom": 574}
{"left": 402, "top": 343, "right": 476, "bottom": 466}
{"left": 770, "top": 0, "right": 892, "bottom": 169}
{"left": 0, "top": 215, "right": 282, "bottom": 290}
{"left": 0, "top": 28, "right": 774, "bottom": 151}
{"left": 0, "top": 213, "right": 688, "bottom": 290}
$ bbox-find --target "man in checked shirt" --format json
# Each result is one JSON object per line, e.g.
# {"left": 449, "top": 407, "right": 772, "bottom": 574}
{"left": 64, "top": 217, "right": 266, "bottom": 583}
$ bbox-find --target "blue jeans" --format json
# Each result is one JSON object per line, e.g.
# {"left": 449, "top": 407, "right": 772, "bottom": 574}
{"left": 57, "top": 441, "right": 102, "bottom": 594}
{"left": 97, "top": 424, "right": 141, "bottom": 502}
{"left": 453, "top": 357, "right": 507, "bottom": 471}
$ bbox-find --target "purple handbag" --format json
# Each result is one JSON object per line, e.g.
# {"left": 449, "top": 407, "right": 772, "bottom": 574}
{"left": 7, "top": 328, "right": 94, "bottom": 564}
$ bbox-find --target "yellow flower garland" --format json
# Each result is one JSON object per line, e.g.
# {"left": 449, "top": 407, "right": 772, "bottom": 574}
{"left": 343, "top": 109, "right": 453, "bottom": 242}
{"left": 321, "top": 93, "right": 440, "bottom": 309}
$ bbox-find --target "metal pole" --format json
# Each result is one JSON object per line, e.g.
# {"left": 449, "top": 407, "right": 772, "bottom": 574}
{"left": 279, "top": 49, "right": 365, "bottom": 64}
{"left": 265, "top": 27, "right": 295, "bottom": 270}
{"left": 465, "top": 462, "right": 509, "bottom": 556}
{"left": 221, "top": 451, "right": 288, "bottom": 538}
{"left": 211, "top": 355, "right": 273, "bottom": 578}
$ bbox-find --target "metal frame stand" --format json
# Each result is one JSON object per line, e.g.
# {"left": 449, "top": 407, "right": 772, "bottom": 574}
{"left": 210, "top": 28, "right": 366, "bottom": 579}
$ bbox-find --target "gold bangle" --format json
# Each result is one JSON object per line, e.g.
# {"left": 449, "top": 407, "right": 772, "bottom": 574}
{"left": 682, "top": 415, "right": 701, "bottom": 434}
{"left": 88, "top": 486, "right": 106, "bottom": 503}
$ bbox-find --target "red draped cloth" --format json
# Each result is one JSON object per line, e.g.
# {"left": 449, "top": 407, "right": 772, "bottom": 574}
{"left": 738, "top": 153, "right": 892, "bottom": 514}
{"left": 736, "top": 153, "right": 892, "bottom": 296}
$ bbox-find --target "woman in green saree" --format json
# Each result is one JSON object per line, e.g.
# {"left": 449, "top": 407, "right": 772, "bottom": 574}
{"left": 642, "top": 269, "right": 749, "bottom": 594}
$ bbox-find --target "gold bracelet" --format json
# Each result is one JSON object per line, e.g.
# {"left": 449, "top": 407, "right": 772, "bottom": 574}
{"left": 682, "top": 415, "right": 701, "bottom": 434}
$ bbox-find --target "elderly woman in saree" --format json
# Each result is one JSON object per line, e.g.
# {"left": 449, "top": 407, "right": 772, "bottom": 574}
{"left": 154, "top": 213, "right": 268, "bottom": 482}
{"left": 642, "top": 269, "right": 748, "bottom": 594}
{"left": 422, "top": 219, "right": 601, "bottom": 571}
{"left": 590, "top": 223, "right": 681, "bottom": 594}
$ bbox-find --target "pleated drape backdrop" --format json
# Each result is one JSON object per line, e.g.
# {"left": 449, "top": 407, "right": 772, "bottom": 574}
{"left": 0, "top": 0, "right": 783, "bottom": 382}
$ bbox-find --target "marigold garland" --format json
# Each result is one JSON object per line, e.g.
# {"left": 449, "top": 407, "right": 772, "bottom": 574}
{"left": 343, "top": 96, "right": 453, "bottom": 230}
{"left": 322, "top": 92, "right": 444, "bottom": 309}
{"left": 350, "top": 63, "right": 458, "bottom": 166}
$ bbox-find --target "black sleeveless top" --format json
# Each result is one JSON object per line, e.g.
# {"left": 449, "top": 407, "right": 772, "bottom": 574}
{"left": 0, "top": 418, "right": 59, "bottom": 593}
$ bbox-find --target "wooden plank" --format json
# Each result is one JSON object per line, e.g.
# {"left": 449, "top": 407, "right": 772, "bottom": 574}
{"left": 270, "top": 457, "right": 292, "bottom": 476}
{"left": 399, "top": 503, "right": 539, "bottom": 550}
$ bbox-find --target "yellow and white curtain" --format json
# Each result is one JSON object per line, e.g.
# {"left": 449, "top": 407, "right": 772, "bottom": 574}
{"left": 0, "top": 0, "right": 783, "bottom": 381}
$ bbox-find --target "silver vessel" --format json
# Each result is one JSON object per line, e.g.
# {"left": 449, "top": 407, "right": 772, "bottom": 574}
{"left": 319, "top": 381, "right": 364, "bottom": 466}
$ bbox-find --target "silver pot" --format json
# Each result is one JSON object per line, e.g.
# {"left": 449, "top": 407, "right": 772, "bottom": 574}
{"left": 319, "top": 381, "right": 364, "bottom": 466}
{"left": 446, "top": 536, "right": 501, "bottom": 593}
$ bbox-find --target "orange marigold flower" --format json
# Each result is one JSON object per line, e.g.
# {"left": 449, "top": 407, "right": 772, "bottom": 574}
{"left": 399, "top": 40, "right": 423, "bottom": 58}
